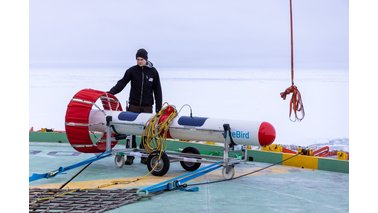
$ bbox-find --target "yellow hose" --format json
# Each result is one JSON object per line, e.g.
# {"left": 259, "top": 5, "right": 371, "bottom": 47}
{"left": 142, "top": 103, "right": 177, "bottom": 154}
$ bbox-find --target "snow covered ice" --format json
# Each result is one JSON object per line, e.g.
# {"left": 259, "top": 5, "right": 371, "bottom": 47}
{"left": 29, "top": 67, "right": 348, "bottom": 147}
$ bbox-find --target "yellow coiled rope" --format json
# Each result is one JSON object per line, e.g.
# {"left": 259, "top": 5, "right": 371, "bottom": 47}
{"left": 142, "top": 103, "right": 178, "bottom": 154}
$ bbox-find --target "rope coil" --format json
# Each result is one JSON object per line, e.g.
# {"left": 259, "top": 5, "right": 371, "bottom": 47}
{"left": 280, "top": 85, "right": 305, "bottom": 121}
{"left": 142, "top": 103, "right": 178, "bottom": 154}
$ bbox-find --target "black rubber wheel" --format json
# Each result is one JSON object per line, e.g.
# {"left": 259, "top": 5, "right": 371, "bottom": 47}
{"left": 147, "top": 151, "right": 170, "bottom": 176}
{"left": 114, "top": 154, "right": 125, "bottom": 168}
{"left": 180, "top": 147, "right": 201, "bottom": 171}
{"left": 125, "top": 156, "right": 134, "bottom": 165}
{"left": 222, "top": 165, "right": 235, "bottom": 179}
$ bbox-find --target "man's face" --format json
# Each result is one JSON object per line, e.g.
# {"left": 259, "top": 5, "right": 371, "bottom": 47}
{"left": 136, "top": 57, "right": 147, "bottom": 67}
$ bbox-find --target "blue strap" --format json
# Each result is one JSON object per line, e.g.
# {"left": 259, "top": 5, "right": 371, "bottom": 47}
{"left": 29, "top": 152, "right": 111, "bottom": 182}
{"left": 178, "top": 186, "right": 199, "bottom": 192}
{"left": 139, "top": 161, "right": 222, "bottom": 194}
{"left": 29, "top": 173, "right": 48, "bottom": 182}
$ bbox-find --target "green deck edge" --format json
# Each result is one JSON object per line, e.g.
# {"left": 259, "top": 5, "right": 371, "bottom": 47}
{"left": 318, "top": 158, "right": 349, "bottom": 173}
{"left": 247, "top": 150, "right": 283, "bottom": 164}
{"left": 29, "top": 132, "right": 349, "bottom": 173}
{"left": 29, "top": 132, "right": 128, "bottom": 144}
{"left": 29, "top": 132, "right": 69, "bottom": 143}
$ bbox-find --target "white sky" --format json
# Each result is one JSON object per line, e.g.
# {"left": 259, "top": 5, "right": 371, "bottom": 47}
{"left": 29, "top": 0, "right": 348, "bottom": 69}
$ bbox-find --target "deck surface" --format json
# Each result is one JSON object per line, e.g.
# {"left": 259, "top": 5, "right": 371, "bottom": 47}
{"left": 29, "top": 142, "right": 349, "bottom": 212}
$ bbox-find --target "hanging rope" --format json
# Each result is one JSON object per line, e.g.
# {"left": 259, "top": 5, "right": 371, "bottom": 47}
{"left": 280, "top": 0, "right": 305, "bottom": 122}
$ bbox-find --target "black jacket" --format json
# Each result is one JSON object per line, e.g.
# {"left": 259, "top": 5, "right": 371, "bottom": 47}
{"left": 109, "top": 61, "right": 162, "bottom": 112}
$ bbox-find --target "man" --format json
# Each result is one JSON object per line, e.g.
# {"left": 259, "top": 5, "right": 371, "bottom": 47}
{"left": 108, "top": 48, "right": 162, "bottom": 164}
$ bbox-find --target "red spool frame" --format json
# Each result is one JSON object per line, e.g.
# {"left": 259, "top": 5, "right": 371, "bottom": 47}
{"left": 65, "top": 89, "right": 123, "bottom": 153}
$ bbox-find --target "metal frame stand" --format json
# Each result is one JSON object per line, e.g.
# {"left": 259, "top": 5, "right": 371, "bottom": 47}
{"left": 106, "top": 119, "right": 239, "bottom": 179}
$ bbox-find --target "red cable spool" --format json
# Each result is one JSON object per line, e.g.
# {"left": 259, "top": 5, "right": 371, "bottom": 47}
{"left": 157, "top": 105, "right": 175, "bottom": 138}
{"left": 65, "top": 89, "right": 123, "bottom": 153}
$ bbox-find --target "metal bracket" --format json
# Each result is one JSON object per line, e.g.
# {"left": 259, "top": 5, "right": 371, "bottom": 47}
{"left": 106, "top": 116, "right": 112, "bottom": 152}
{"left": 223, "top": 124, "right": 231, "bottom": 167}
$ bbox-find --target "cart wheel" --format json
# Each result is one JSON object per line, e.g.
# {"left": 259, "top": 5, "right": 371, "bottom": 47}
{"left": 222, "top": 165, "right": 235, "bottom": 179}
{"left": 147, "top": 151, "right": 170, "bottom": 176}
{"left": 180, "top": 147, "right": 201, "bottom": 171}
{"left": 114, "top": 154, "right": 125, "bottom": 168}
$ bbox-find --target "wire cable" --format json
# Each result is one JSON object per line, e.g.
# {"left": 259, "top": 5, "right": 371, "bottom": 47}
{"left": 186, "top": 152, "right": 301, "bottom": 187}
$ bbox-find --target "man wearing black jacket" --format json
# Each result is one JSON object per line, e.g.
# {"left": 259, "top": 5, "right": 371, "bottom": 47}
{"left": 108, "top": 48, "right": 162, "bottom": 164}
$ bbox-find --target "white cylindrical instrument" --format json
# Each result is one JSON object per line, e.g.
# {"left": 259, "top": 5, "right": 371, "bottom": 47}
{"left": 65, "top": 89, "right": 276, "bottom": 153}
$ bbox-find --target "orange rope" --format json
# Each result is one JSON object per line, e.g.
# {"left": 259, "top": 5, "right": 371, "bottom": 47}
{"left": 280, "top": 85, "right": 305, "bottom": 121}
{"left": 280, "top": 0, "right": 305, "bottom": 121}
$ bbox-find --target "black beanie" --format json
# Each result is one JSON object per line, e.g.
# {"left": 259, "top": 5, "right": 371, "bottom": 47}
{"left": 136, "top": 48, "right": 148, "bottom": 60}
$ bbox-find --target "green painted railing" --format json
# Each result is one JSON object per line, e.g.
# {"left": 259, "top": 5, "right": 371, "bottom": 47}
{"left": 29, "top": 132, "right": 349, "bottom": 173}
